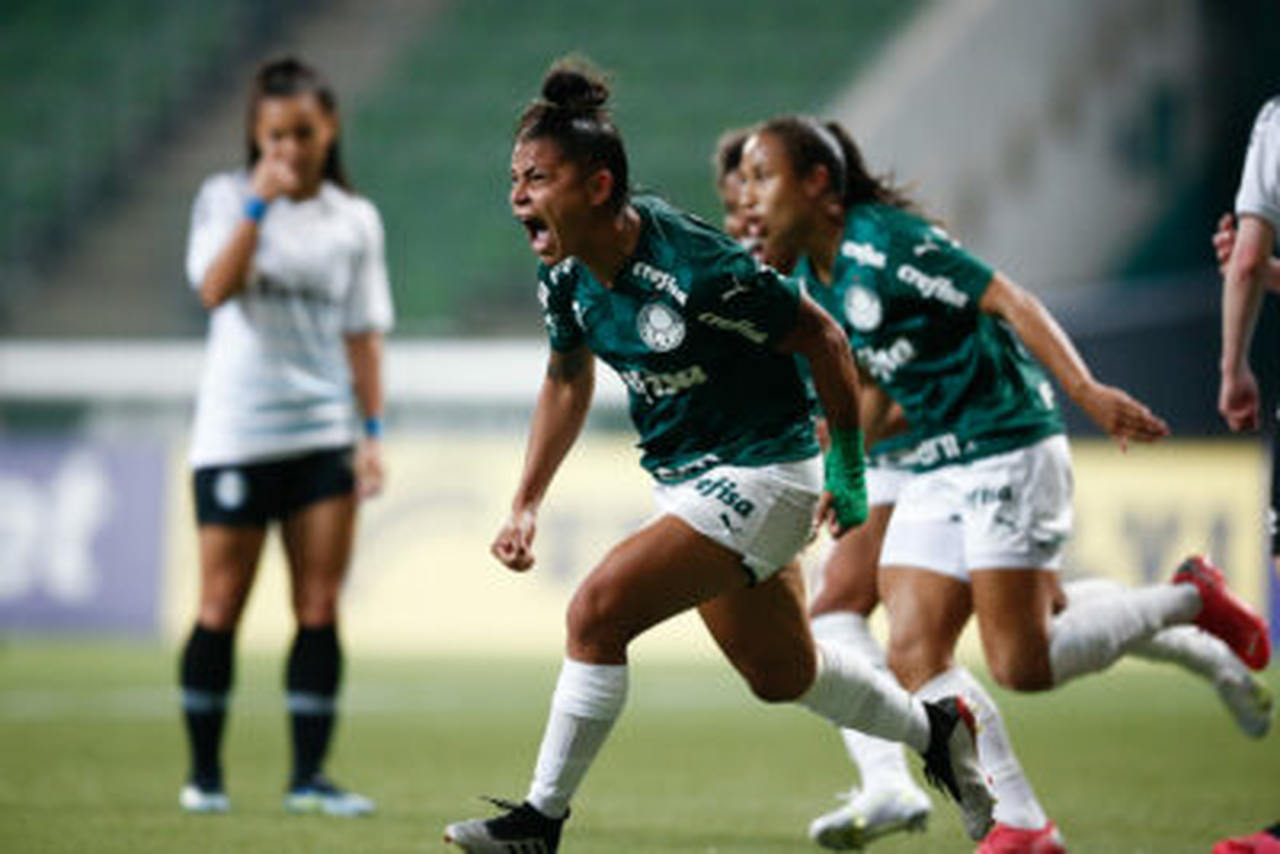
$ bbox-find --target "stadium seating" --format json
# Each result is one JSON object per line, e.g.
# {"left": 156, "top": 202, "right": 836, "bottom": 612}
{"left": 345, "top": 0, "right": 921, "bottom": 332}
{"left": 0, "top": 0, "right": 304, "bottom": 309}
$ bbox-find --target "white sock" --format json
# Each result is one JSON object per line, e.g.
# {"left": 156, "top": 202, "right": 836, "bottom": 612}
{"left": 1049, "top": 583, "right": 1200, "bottom": 686}
{"left": 526, "top": 659, "right": 628, "bottom": 819}
{"left": 798, "top": 640, "right": 931, "bottom": 754}
{"left": 1064, "top": 579, "right": 1234, "bottom": 683}
{"left": 917, "top": 667, "right": 1048, "bottom": 830}
{"left": 810, "top": 612, "right": 919, "bottom": 792}
{"left": 1064, "top": 578, "right": 1237, "bottom": 681}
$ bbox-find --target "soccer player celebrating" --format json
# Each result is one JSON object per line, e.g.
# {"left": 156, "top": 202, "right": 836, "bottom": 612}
{"left": 713, "top": 129, "right": 935, "bottom": 850}
{"left": 739, "top": 115, "right": 1272, "bottom": 852}
{"left": 178, "top": 56, "right": 391, "bottom": 816}
{"left": 443, "top": 59, "right": 996, "bottom": 853}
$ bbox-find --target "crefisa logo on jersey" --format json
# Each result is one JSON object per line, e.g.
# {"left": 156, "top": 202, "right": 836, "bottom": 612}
{"left": 844, "top": 286, "right": 882, "bottom": 331}
{"left": 637, "top": 301, "right": 686, "bottom": 352}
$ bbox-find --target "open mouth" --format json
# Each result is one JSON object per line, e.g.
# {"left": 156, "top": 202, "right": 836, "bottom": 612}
{"left": 519, "top": 216, "right": 553, "bottom": 255}
{"left": 741, "top": 220, "right": 767, "bottom": 262}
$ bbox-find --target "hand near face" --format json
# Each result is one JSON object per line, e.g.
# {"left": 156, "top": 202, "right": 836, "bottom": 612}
{"left": 250, "top": 156, "right": 300, "bottom": 201}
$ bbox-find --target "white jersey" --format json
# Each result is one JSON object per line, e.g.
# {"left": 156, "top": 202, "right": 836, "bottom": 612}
{"left": 185, "top": 170, "right": 394, "bottom": 467}
{"left": 1236, "top": 97, "right": 1280, "bottom": 232}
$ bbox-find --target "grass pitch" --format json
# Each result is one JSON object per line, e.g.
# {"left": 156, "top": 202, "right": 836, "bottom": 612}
{"left": 0, "top": 640, "right": 1276, "bottom": 853}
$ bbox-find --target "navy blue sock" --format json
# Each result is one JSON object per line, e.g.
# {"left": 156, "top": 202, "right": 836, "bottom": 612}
{"left": 286, "top": 624, "right": 341, "bottom": 788}
{"left": 179, "top": 624, "right": 234, "bottom": 790}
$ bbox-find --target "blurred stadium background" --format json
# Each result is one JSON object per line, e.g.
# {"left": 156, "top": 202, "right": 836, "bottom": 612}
{"left": 1, "top": 1, "right": 1279, "bottom": 851}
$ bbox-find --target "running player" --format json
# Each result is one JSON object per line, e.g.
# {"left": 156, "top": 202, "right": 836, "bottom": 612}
{"left": 739, "top": 115, "right": 1272, "bottom": 851}
{"left": 178, "top": 56, "right": 391, "bottom": 817}
{"left": 713, "top": 131, "right": 934, "bottom": 850}
{"left": 442, "top": 60, "right": 996, "bottom": 854}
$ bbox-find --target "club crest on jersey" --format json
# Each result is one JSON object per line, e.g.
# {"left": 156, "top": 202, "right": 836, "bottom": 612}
{"left": 637, "top": 301, "right": 685, "bottom": 352}
{"left": 844, "top": 286, "right": 883, "bottom": 331}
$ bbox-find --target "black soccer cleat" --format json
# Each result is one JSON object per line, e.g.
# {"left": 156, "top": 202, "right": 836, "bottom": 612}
{"left": 920, "top": 697, "right": 996, "bottom": 841}
{"left": 444, "top": 797, "right": 566, "bottom": 853}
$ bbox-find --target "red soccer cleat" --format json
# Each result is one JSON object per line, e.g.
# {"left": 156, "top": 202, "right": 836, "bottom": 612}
{"left": 975, "top": 821, "right": 1066, "bottom": 854}
{"left": 1212, "top": 824, "right": 1280, "bottom": 854}
{"left": 1173, "top": 555, "right": 1271, "bottom": 671}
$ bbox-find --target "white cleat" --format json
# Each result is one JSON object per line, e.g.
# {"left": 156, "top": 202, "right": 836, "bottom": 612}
{"left": 921, "top": 697, "right": 996, "bottom": 841}
{"left": 444, "top": 797, "right": 566, "bottom": 853}
{"left": 808, "top": 784, "right": 931, "bottom": 850}
{"left": 179, "top": 783, "right": 229, "bottom": 814}
{"left": 284, "top": 775, "right": 375, "bottom": 817}
{"left": 1216, "top": 670, "right": 1274, "bottom": 739}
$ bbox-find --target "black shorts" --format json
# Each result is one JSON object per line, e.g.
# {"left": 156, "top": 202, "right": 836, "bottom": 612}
{"left": 194, "top": 446, "right": 355, "bottom": 527}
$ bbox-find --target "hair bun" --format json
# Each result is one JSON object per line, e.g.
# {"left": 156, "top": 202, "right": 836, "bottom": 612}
{"left": 541, "top": 65, "right": 609, "bottom": 112}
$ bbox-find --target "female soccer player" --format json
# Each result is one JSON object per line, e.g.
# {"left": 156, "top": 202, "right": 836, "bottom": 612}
{"left": 443, "top": 61, "right": 997, "bottom": 853}
{"left": 713, "top": 130, "right": 934, "bottom": 851}
{"left": 178, "top": 56, "right": 392, "bottom": 817}
{"left": 739, "top": 115, "right": 1272, "bottom": 851}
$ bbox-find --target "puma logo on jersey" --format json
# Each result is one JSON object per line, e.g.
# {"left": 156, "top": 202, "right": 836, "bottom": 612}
{"left": 720, "top": 277, "right": 750, "bottom": 302}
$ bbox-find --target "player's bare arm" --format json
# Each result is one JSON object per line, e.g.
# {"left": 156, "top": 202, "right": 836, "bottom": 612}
{"left": 197, "top": 158, "right": 300, "bottom": 309}
{"left": 1213, "top": 212, "right": 1280, "bottom": 292}
{"left": 777, "top": 294, "right": 867, "bottom": 535}
{"left": 979, "top": 272, "right": 1169, "bottom": 448}
{"left": 856, "top": 366, "right": 907, "bottom": 448}
{"left": 1219, "top": 214, "right": 1277, "bottom": 432}
{"left": 344, "top": 331, "right": 386, "bottom": 499}
{"left": 492, "top": 344, "right": 595, "bottom": 571}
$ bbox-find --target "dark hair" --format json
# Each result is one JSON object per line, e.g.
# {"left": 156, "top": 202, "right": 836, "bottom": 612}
{"left": 713, "top": 126, "right": 751, "bottom": 186}
{"left": 245, "top": 56, "right": 351, "bottom": 190}
{"left": 758, "top": 116, "right": 917, "bottom": 213}
{"left": 516, "top": 58, "right": 628, "bottom": 212}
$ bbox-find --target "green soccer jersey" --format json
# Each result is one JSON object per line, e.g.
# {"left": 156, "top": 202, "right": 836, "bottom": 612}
{"left": 538, "top": 195, "right": 819, "bottom": 483}
{"left": 796, "top": 203, "right": 1063, "bottom": 472}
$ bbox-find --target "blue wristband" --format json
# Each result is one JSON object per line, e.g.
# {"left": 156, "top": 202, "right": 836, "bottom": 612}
{"left": 244, "top": 195, "right": 269, "bottom": 223}
{"left": 363, "top": 415, "right": 383, "bottom": 439}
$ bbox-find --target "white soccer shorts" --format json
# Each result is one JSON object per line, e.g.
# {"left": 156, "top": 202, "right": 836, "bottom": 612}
{"left": 879, "top": 435, "right": 1073, "bottom": 581}
{"left": 653, "top": 456, "right": 822, "bottom": 582}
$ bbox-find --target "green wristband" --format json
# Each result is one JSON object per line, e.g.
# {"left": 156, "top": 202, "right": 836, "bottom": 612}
{"left": 823, "top": 426, "right": 868, "bottom": 529}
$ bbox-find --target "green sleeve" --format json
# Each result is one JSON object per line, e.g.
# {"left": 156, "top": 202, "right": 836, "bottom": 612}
{"left": 537, "top": 262, "right": 585, "bottom": 352}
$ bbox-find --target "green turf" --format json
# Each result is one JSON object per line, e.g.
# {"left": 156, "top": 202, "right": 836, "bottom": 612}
{"left": 0, "top": 640, "right": 1276, "bottom": 852}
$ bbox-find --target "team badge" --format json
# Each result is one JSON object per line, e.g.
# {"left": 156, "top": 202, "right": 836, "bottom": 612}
{"left": 844, "top": 286, "right": 882, "bottom": 331}
{"left": 214, "top": 470, "right": 247, "bottom": 510}
{"left": 637, "top": 301, "right": 686, "bottom": 352}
